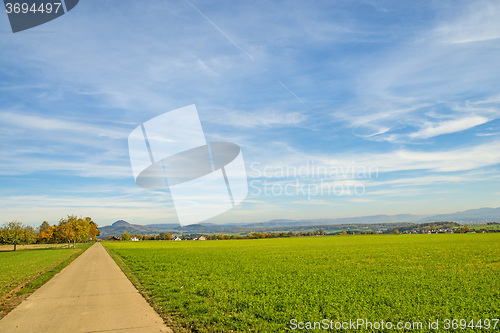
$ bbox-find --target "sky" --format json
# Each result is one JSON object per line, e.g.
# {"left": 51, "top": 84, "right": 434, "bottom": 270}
{"left": 1, "top": 0, "right": 500, "bottom": 227}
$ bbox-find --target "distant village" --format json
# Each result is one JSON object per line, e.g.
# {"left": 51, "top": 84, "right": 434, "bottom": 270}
{"left": 103, "top": 222, "right": 499, "bottom": 241}
{"left": 106, "top": 234, "right": 207, "bottom": 241}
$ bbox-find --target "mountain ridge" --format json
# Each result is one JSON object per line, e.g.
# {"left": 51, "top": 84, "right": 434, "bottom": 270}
{"left": 97, "top": 207, "right": 500, "bottom": 238}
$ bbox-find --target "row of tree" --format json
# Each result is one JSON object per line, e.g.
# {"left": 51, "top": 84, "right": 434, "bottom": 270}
{"left": 117, "top": 232, "right": 172, "bottom": 241}
{"left": 203, "top": 229, "right": 380, "bottom": 239}
{"left": 0, "top": 222, "right": 37, "bottom": 251}
{"left": 0, "top": 215, "right": 99, "bottom": 251}
{"left": 38, "top": 216, "right": 99, "bottom": 247}
{"left": 110, "top": 230, "right": 330, "bottom": 241}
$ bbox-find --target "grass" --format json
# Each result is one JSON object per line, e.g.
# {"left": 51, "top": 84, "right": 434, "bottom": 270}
{"left": 0, "top": 243, "right": 69, "bottom": 251}
{"left": 104, "top": 234, "right": 500, "bottom": 332}
{"left": 470, "top": 224, "right": 500, "bottom": 231}
{"left": 0, "top": 243, "right": 93, "bottom": 318}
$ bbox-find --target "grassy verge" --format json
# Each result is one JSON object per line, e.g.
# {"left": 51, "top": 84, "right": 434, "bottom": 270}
{"left": 0, "top": 242, "right": 93, "bottom": 319}
{"left": 0, "top": 243, "right": 68, "bottom": 251}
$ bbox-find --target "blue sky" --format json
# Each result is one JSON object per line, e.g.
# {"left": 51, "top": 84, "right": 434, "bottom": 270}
{"left": 1, "top": 0, "right": 500, "bottom": 227}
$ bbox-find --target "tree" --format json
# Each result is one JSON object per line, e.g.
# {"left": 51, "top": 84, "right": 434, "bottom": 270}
{"left": 71, "top": 216, "right": 90, "bottom": 247}
{"left": 454, "top": 226, "right": 472, "bottom": 233}
{"left": 39, "top": 221, "right": 50, "bottom": 234}
{"left": 393, "top": 229, "right": 400, "bottom": 235}
{"left": 56, "top": 218, "right": 75, "bottom": 248}
{"left": 38, "top": 225, "right": 57, "bottom": 244}
{"left": 122, "top": 233, "right": 131, "bottom": 241}
{"left": 55, "top": 215, "right": 96, "bottom": 248}
{"left": 89, "top": 221, "right": 100, "bottom": 240}
{"left": 24, "top": 225, "right": 37, "bottom": 245}
{"left": 0, "top": 221, "right": 37, "bottom": 251}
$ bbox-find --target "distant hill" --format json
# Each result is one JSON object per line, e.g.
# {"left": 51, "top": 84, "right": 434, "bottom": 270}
{"left": 416, "top": 207, "right": 500, "bottom": 223}
{"left": 98, "top": 220, "right": 413, "bottom": 238}
{"left": 99, "top": 220, "right": 157, "bottom": 238}
{"left": 217, "top": 214, "right": 424, "bottom": 229}
{"left": 97, "top": 207, "right": 500, "bottom": 238}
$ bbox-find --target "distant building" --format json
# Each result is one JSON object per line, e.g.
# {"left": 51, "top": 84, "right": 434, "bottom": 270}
{"left": 131, "top": 237, "right": 140, "bottom": 241}
{"left": 198, "top": 236, "right": 206, "bottom": 241}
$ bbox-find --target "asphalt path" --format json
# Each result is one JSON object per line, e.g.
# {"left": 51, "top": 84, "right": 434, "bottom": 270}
{"left": 0, "top": 242, "right": 172, "bottom": 333}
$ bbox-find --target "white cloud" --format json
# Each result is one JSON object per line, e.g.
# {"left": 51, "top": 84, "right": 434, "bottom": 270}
{"left": 355, "top": 141, "right": 500, "bottom": 173}
{"left": 409, "top": 116, "right": 490, "bottom": 139}
{"left": 349, "top": 198, "right": 375, "bottom": 203}
{"left": 1, "top": 1, "right": 500, "bottom": 224}
{"left": 434, "top": 1, "right": 500, "bottom": 44}
{"left": 367, "top": 172, "right": 493, "bottom": 188}
{"left": 0, "top": 189, "right": 179, "bottom": 225}
{"left": 332, "top": 1, "right": 500, "bottom": 144}
{"left": 249, "top": 139, "right": 500, "bottom": 179}
{"left": 0, "top": 111, "right": 128, "bottom": 139}
{"left": 0, "top": 109, "right": 134, "bottom": 177}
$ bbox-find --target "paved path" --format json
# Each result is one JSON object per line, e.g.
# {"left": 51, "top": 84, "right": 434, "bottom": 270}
{"left": 0, "top": 242, "right": 172, "bottom": 333}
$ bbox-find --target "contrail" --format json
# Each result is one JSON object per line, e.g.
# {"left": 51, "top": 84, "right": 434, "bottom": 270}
{"left": 279, "top": 80, "right": 311, "bottom": 112}
{"left": 183, "top": 0, "right": 255, "bottom": 61}
{"left": 183, "top": 0, "right": 312, "bottom": 112}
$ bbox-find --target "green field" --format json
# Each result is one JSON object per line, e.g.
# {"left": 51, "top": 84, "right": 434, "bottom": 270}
{"left": 0, "top": 244, "right": 90, "bottom": 304}
{"left": 470, "top": 224, "right": 500, "bottom": 231}
{"left": 104, "top": 234, "right": 500, "bottom": 332}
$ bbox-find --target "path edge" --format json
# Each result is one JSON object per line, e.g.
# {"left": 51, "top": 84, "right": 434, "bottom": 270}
{"left": 103, "top": 244, "right": 192, "bottom": 333}
{"left": 0, "top": 242, "right": 94, "bottom": 320}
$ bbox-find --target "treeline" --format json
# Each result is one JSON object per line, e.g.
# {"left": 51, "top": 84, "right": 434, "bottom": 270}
{"left": 111, "top": 229, "right": 381, "bottom": 241}
{"left": 109, "top": 230, "right": 330, "bottom": 241}
{"left": 168, "top": 222, "right": 413, "bottom": 235}
{"left": 205, "top": 230, "right": 325, "bottom": 240}
{"left": 385, "top": 221, "right": 460, "bottom": 234}
{"left": 0, "top": 215, "right": 99, "bottom": 251}
{"left": 207, "top": 229, "right": 383, "bottom": 240}
{"left": 104, "top": 222, "right": 495, "bottom": 242}
{"left": 0, "top": 222, "right": 37, "bottom": 251}
{"left": 116, "top": 232, "right": 172, "bottom": 241}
